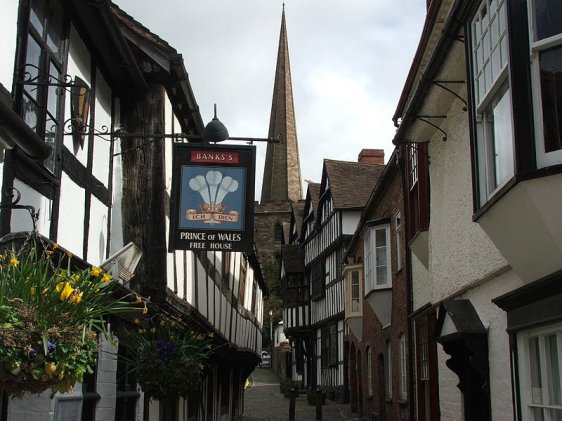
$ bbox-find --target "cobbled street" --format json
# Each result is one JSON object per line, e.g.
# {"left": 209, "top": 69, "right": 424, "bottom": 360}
{"left": 241, "top": 368, "right": 360, "bottom": 421}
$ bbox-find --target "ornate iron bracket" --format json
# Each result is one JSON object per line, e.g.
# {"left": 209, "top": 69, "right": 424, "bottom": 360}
{"left": 0, "top": 187, "right": 39, "bottom": 232}
{"left": 16, "top": 64, "right": 90, "bottom": 96}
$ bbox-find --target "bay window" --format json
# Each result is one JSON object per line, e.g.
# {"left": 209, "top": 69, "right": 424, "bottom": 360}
{"left": 344, "top": 264, "right": 363, "bottom": 317}
{"left": 364, "top": 224, "right": 391, "bottom": 293}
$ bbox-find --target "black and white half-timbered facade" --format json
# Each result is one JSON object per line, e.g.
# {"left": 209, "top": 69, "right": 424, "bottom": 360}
{"left": 281, "top": 154, "right": 384, "bottom": 402}
{"left": 0, "top": 1, "right": 266, "bottom": 420}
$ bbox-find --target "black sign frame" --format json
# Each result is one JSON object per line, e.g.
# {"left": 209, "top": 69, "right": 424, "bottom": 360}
{"left": 169, "top": 143, "right": 256, "bottom": 252}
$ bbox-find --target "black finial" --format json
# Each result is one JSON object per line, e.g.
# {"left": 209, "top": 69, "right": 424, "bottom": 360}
{"left": 282, "top": 3, "right": 285, "bottom": 12}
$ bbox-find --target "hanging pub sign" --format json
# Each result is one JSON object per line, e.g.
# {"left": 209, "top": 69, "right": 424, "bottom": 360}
{"left": 170, "top": 143, "right": 256, "bottom": 252}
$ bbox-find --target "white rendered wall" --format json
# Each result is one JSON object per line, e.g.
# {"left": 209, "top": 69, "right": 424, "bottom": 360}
{"left": 87, "top": 195, "right": 108, "bottom": 266}
{"left": 11, "top": 179, "right": 51, "bottom": 237}
{"left": 427, "top": 102, "right": 508, "bottom": 302}
{"left": 0, "top": 0, "right": 17, "bottom": 89}
{"left": 57, "top": 173, "right": 85, "bottom": 257}
{"left": 341, "top": 211, "right": 361, "bottom": 235}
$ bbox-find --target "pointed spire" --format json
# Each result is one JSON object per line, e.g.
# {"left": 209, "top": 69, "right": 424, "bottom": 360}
{"left": 260, "top": 7, "right": 302, "bottom": 203}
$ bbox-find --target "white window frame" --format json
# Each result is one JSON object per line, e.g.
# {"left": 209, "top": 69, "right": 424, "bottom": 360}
{"left": 527, "top": 0, "right": 562, "bottom": 167}
{"left": 364, "top": 224, "right": 392, "bottom": 293}
{"left": 517, "top": 322, "right": 562, "bottom": 421}
{"left": 471, "top": 0, "right": 515, "bottom": 204}
{"left": 399, "top": 334, "right": 408, "bottom": 400}
{"left": 394, "top": 212, "right": 402, "bottom": 272}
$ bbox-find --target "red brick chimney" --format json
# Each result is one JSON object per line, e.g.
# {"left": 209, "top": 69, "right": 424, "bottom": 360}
{"left": 358, "top": 149, "right": 384, "bottom": 165}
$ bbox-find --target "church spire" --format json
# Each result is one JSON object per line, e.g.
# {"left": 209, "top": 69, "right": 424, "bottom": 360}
{"left": 260, "top": 7, "right": 302, "bottom": 203}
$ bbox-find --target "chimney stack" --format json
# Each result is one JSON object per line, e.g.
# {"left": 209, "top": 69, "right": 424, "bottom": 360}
{"left": 358, "top": 149, "right": 385, "bottom": 165}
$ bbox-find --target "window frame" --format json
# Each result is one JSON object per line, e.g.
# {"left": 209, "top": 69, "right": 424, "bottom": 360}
{"left": 517, "top": 322, "right": 562, "bottom": 421}
{"left": 344, "top": 263, "right": 363, "bottom": 318}
{"left": 399, "top": 334, "right": 408, "bottom": 401}
{"left": 394, "top": 212, "right": 403, "bottom": 272}
{"left": 385, "top": 340, "right": 393, "bottom": 400}
{"left": 15, "top": 0, "right": 68, "bottom": 174}
{"left": 527, "top": 0, "right": 562, "bottom": 167}
{"left": 321, "top": 323, "right": 338, "bottom": 369}
{"left": 311, "top": 259, "right": 326, "bottom": 301}
{"left": 469, "top": 0, "right": 516, "bottom": 206}
{"left": 367, "top": 347, "right": 373, "bottom": 397}
{"left": 364, "top": 223, "right": 392, "bottom": 293}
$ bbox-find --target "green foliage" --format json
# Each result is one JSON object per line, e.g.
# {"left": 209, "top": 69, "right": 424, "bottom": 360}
{"left": 121, "top": 316, "right": 216, "bottom": 401}
{"left": 0, "top": 240, "right": 135, "bottom": 397}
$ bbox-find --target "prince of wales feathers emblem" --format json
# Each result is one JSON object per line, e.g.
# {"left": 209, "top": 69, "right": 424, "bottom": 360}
{"left": 186, "top": 170, "right": 240, "bottom": 224}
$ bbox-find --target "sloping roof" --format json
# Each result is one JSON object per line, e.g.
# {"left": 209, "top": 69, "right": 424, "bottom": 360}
{"left": 307, "top": 182, "right": 321, "bottom": 213}
{"left": 324, "top": 160, "right": 385, "bottom": 209}
{"left": 281, "top": 244, "right": 305, "bottom": 274}
{"left": 291, "top": 200, "right": 305, "bottom": 241}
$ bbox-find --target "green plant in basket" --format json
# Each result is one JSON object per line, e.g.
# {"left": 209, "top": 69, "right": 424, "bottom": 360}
{"left": 122, "top": 315, "right": 216, "bottom": 401}
{"left": 0, "top": 240, "right": 135, "bottom": 397}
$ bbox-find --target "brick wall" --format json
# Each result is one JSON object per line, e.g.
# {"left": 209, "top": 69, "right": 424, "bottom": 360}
{"left": 347, "top": 166, "right": 410, "bottom": 420}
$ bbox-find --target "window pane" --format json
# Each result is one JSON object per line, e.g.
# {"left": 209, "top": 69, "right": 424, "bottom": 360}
{"left": 546, "top": 334, "right": 561, "bottom": 406}
{"left": 47, "top": 60, "right": 61, "bottom": 117}
{"left": 46, "top": 0, "right": 64, "bottom": 57}
{"left": 25, "top": 35, "right": 42, "bottom": 100}
{"left": 530, "top": 336, "right": 543, "bottom": 404}
{"left": 539, "top": 46, "right": 562, "bottom": 153}
{"left": 533, "top": 0, "right": 562, "bottom": 41}
{"left": 22, "top": 95, "right": 39, "bottom": 132}
{"left": 30, "top": 0, "right": 46, "bottom": 34}
{"left": 492, "top": 86, "right": 514, "bottom": 187}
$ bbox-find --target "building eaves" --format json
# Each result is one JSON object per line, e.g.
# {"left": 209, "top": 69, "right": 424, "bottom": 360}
{"left": 392, "top": 0, "right": 473, "bottom": 145}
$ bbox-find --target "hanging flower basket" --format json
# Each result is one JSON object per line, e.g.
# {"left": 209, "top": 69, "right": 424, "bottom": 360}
{"left": 122, "top": 316, "right": 216, "bottom": 401}
{"left": 0, "top": 239, "right": 135, "bottom": 397}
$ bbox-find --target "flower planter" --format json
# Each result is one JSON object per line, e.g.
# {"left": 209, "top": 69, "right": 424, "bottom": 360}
{"left": 0, "top": 238, "right": 135, "bottom": 397}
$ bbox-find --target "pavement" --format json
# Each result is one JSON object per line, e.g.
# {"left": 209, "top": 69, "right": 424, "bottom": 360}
{"left": 241, "top": 367, "right": 361, "bottom": 421}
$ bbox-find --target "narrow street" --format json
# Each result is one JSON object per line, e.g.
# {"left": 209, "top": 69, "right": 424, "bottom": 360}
{"left": 241, "top": 368, "right": 360, "bottom": 421}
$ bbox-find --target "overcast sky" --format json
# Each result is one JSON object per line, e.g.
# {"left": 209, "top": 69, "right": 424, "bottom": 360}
{"left": 113, "top": 0, "right": 426, "bottom": 200}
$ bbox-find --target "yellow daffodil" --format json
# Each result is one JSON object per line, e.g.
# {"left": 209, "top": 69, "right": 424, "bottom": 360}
{"left": 91, "top": 267, "right": 102, "bottom": 277}
{"left": 30, "top": 287, "right": 36, "bottom": 295}
{"left": 72, "top": 274, "right": 80, "bottom": 282}
{"left": 59, "top": 282, "right": 74, "bottom": 301}
{"left": 52, "top": 243, "right": 59, "bottom": 249}
{"left": 55, "top": 282, "right": 65, "bottom": 292}
{"left": 134, "top": 295, "right": 142, "bottom": 304}
{"left": 9, "top": 257, "right": 19, "bottom": 267}
{"left": 44, "top": 362, "right": 57, "bottom": 376}
{"left": 141, "top": 306, "right": 148, "bottom": 315}
{"left": 69, "top": 290, "right": 83, "bottom": 304}
{"left": 102, "top": 273, "right": 111, "bottom": 283}
{"left": 41, "top": 287, "right": 49, "bottom": 296}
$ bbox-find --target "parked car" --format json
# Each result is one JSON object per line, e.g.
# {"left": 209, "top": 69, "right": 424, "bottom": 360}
{"left": 260, "top": 351, "right": 271, "bottom": 367}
